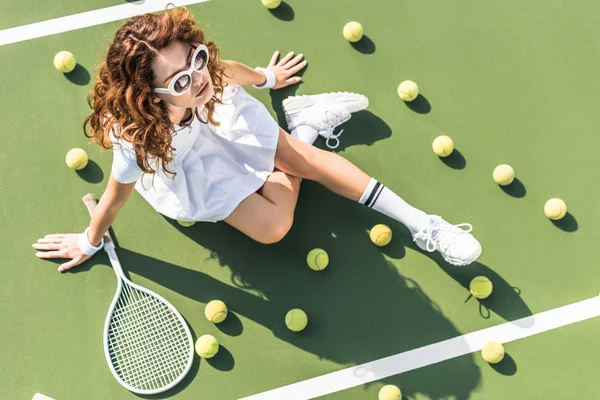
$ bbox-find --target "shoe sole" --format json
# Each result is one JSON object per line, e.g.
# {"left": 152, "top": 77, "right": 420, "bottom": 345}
{"left": 282, "top": 92, "right": 369, "bottom": 114}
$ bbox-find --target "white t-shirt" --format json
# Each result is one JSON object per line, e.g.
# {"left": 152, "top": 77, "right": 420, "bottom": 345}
{"left": 108, "top": 85, "right": 281, "bottom": 222}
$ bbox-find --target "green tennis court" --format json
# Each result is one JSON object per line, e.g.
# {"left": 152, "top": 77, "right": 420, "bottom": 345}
{"left": 2, "top": 0, "right": 600, "bottom": 399}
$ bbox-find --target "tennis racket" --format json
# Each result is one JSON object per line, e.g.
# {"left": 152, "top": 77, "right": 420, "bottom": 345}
{"left": 82, "top": 193, "right": 194, "bottom": 394}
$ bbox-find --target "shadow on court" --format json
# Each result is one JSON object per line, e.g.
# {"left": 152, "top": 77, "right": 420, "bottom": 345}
{"left": 86, "top": 181, "right": 530, "bottom": 399}
{"left": 269, "top": 1, "right": 294, "bottom": 21}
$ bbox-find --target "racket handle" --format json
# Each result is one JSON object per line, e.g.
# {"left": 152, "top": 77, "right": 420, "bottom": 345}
{"left": 82, "top": 193, "right": 114, "bottom": 244}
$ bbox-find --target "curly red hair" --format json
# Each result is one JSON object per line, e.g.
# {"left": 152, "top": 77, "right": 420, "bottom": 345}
{"left": 84, "top": 5, "right": 226, "bottom": 180}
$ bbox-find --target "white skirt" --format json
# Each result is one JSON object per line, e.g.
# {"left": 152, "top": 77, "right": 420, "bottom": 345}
{"left": 134, "top": 85, "right": 280, "bottom": 222}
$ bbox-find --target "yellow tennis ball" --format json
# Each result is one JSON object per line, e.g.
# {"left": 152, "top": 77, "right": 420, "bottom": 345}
{"left": 261, "top": 0, "right": 281, "bottom": 9}
{"left": 306, "top": 248, "right": 329, "bottom": 271}
{"left": 397, "top": 80, "right": 419, "bottom": 102}
{"left": 204, "top": 300, "right": 228, "bottom": 323}
{"left": 285, "top": 309, "right": 308, "bottom": 332}
{"left": 195, "top": 334, "right": 219, "bottom": 358}
{"left": 481, "top": 341, "right": 505, "bottom": 364}
{"left": 53, "top": 51, "right": 76, "bottom": 73}
{"left": 432, "top": 135, "right": 454, "bottom": 157}
{"left": 378, "top": 384, "right": 402, "bottom": 400}
{"left": 177, "top": 220, "right": 196, "bottom": 227}
{"left": 370, "top": 224, "right": 392, "bottom": 246}
{"left": 343, "top": 21, "right": 364, "bottom": 42}
{"left": 470, "top": 276, "right": 493, "bottom": 299}
{"left": 544, "top": 198, "right": 567, "bottom": 220}
{"left": 493, "top": 164, "right": 515, "bottom": 186}
{"left": 65, "top": 148, "right": 88, "bottom": 170}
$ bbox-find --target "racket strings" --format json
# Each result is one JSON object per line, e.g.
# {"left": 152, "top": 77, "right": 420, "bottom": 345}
{"left": 107, "top": 284, "right": 190, "bottom": 391}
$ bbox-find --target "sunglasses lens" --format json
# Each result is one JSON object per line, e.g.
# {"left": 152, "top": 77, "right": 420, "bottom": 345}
{"left": 174, "top": 74, "right": 191, "bottom": 94}
{"left": 193, "top": 48, "right": 208, "bottom": 71}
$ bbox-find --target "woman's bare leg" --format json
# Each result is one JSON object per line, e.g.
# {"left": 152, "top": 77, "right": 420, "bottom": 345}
{"left": 224, "top": 169, "right": 300, "bottom": 244}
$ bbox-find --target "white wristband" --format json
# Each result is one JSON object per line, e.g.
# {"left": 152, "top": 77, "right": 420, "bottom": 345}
{"left": 253, "top": 67, "right": 276, "bottom": 89}
{"left": 78, "top": 227, "right": 104, "bottom": 256}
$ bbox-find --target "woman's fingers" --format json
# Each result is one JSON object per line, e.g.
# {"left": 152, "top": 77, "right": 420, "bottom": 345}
{"left": 268, "top": 50, "right": 280, "bottom": 67}
{"left": 285, "top": 76, "right": 302, "bottom": 85}
{"left": 59, "top": 258, "right": 84, "bottom": 272}
{"left": 285, "top": 60, "right": 307, "bottom": 76}
{"left": 32, "top": 242, "right": 63, "bottom": 250}
{"left": 277, "top": 51, "right": 295, "bottom": 66}
{"left": 35, "top": 250, "right": 66, "bottom": 259}
{"left": 36, "top": 238, "right": 63, "bottom": 244}
{"left": 282, "top": 54, "right": 304, "bottom": 70}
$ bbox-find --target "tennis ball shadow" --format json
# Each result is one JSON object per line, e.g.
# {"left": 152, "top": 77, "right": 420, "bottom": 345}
{"left": 440, "top": 149, "right": 466, "bottom": 170}
{"left": 350, "top": 35, "right": 376, "bottom": 54}
{"left": 75, "top": 159, "right": 104, "bottom": 184}
{"left": 206, "top": 345, "right": 235, "bottom": 371}
{"left": 551, "top": 212, "right": 578, "bottom": 232}
{"left": 490, "top": 353, "right": 517, "bottom": 376}
{"left": 499, "top": 178, "right": 526, "bottom": 198}
{"left": 388, "top": 222, "right": 532, "bottom": 324}
{"left": 64, "top": 64, "right": 90, "bottom": 86}
{"left": 216, "top": 311, "right": 243, "bottom": 336}
{"left": 405, "top": 94, "right": 431, "bottom": 114}
{"left": 269, "top": 1, "right": 294, "bottom": 21}
{"left": 128, "top": 180, "right": 484, "bottom": 400}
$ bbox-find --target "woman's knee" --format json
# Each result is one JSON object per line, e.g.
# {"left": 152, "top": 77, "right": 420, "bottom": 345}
{"left": 255, "top": 213, "right": 294, "bottom": 244}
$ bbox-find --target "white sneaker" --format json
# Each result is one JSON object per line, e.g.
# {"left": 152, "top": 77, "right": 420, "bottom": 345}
{"left": 413, "top": 215, "right": 482, "bottom": 266}
{"left": 282, "top": 92, "right": 369, "bottom": 149}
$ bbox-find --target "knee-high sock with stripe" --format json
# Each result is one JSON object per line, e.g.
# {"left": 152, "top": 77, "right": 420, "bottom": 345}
{"left": 359, "top": 177, "right": 430, "bottom": 235}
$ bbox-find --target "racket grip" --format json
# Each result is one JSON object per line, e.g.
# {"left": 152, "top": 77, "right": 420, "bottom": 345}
{"left": 82, "top": 193, "right": 114, "bottom": 244}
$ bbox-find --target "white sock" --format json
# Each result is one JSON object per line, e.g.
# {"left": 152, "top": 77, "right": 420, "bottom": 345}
{"left": 290, "top": 124, "right": 319, "bottom": 145}
{"left": 359, "top": 178, "right": 430, "bottom": 235}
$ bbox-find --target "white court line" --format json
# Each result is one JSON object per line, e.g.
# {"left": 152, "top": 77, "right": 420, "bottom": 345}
{"left": 0, "top": 0, "right": 212, "bottom": 47}
{"left": 242, "top": 297, "right": 600, "bottom": 400}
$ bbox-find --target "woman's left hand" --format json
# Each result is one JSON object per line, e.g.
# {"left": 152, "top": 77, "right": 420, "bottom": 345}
{"left": 266, "top": 51, "right": 307, "bottom": 90}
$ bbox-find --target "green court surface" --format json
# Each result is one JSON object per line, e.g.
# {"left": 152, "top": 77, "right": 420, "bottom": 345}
{"left": 1, "top": 0, "right": 599, "bottom": 399}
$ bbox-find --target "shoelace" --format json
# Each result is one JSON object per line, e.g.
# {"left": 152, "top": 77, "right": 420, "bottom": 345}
{"left": 422, "top": 221, "right": 473, "bottom": 253}
{"left": 319, "top": 111, "right": 352, "bottom": 149}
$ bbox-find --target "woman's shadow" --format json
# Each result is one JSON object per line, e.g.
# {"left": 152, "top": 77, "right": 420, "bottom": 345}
{"left": 96, "top": 182, "right": 506, "bottom": 399}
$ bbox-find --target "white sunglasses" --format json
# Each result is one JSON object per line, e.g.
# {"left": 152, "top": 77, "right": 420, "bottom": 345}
{"left": 153, "top": 44, "right": 209, "bottom": 96}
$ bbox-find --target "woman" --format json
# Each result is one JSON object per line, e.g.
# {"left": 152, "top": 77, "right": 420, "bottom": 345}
{"left": 32, "top": 6, "right": 481, "bottom": 271}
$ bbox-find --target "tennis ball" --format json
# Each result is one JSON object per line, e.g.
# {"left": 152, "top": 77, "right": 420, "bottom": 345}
{"left": 54, "top": 51, "right": 76, "bottom": 73}
{"left": 397, "top": 80, "right": 419, "bottom": 102}
{"left": 205, "top": 300, "right": 228, "bottom": 323}
{"left": 544, "top": 198, "right": 567, "bottom": 220}
{"left": 285, "top": 308, "right": 308, "bottom": 332}
{"left": 195, "top": 334, "right": 219, "bottom": 358}
{"left": 177, "top": 220, "right": 196, "bottom": 227}
{"left": 65, "top": 148, "right": 88, "bottom": 170}
{"left": 493, "top": 164, "right": 515, "bottom": 186}
{"left": 378, "top": 384, "right": 402, "bottom": 400}
{"left": 432, "top": 135, "right": 454, "bottom": 157}
{"left": 481, "top": 341, "right": 505, "bottom": 364}
{"left": 370, "top": 224, "right": 392, "bottom": 246}
{"left": 343, "top": 21, "right": 364, "bottom": 42}
{"left": 261, "top": 0, "right": 281, "bottom": 9}
{"left": 470, "top": 276, "right": 493, "bottom": 299}
{"left": 306, "top": 248, "right": 329, "bottom": 271}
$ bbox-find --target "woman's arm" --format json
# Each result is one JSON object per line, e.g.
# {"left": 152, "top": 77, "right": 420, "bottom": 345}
{"left": 222, "top": 60, "right": 268, "bottom": 87}
{"left": 87, "top": 176, "right": 137, "bottom": 245}
{"left": 221, "top": 51, "right": 307, "bottom": 90}
{"left": 32, "top": 175, "right": 136, "bottom": 272}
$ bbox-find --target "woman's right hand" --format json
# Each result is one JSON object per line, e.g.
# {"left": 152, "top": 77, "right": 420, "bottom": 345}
{"left": 32, "top": 234, "right": 93, "bottom": 272}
